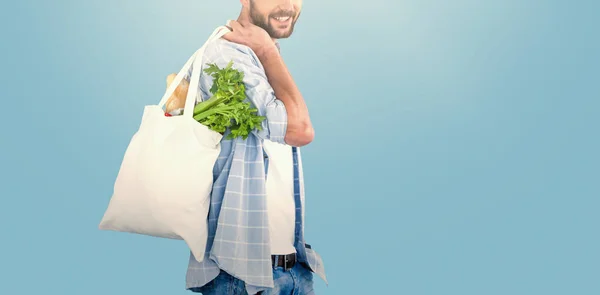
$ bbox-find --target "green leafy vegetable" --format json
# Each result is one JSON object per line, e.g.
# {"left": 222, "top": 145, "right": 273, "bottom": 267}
{"left": 192, "top": 61, "right": 265, "bottom": 140}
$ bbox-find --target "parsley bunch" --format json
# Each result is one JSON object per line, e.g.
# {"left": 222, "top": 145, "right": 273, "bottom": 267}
{"left": 192, "top": 61, "right": 266, "bottom": 140}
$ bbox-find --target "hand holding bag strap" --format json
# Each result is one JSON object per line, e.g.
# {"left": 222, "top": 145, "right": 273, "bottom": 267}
{"left": 157, "top": 25, "right": 231, "bottom": 111}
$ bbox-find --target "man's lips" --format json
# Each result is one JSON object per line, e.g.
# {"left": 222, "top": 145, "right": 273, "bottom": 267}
{"left": 271, "top": 15, "right": 293, "bottom": 25}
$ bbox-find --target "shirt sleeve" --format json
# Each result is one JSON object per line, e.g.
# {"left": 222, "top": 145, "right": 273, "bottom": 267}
{"left": 190, "top": 39, "right": 288, "bottom": 144}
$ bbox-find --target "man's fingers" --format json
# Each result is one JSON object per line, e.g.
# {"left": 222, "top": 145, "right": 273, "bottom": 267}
{"left": 228, "top": 20, "right": 244, "bottom": 32}
{"left": 222, "top": 32, "right": 234, "bottom": 42}
{"left": 222, "top": 20, "right": 239, "bottom": 42}
{"left": 222, "top": 30, "right": 241, "bottom": 43}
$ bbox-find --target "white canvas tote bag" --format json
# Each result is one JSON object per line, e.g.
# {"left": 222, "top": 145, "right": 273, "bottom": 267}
{"left": 99, "top": 26, "right": 231, "bottom": 261}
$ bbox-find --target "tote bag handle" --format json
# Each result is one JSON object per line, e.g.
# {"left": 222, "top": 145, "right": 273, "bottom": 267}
{"left": 157, "top": 25, "right": 231, "bottom": 118}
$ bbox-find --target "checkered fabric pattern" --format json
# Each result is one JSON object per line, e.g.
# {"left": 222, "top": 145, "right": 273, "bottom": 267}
{"left": 180, "top": 37, "right": 327, "bottom": 294}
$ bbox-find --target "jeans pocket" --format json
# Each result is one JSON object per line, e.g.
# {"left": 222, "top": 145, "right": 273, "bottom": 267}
{"left": 299, "top": 262, "right": 314, "bottom": 279}
{"left": 295, "top": 262, "right": 315, "bottom": 295}
{"left": 194, "top": 271, "right": 236, "bottom": 295}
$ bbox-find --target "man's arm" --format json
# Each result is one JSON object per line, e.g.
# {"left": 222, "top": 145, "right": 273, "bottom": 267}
{"left": 194, "top": 40, "right": 299, "bottom": 146}
{"left": 255, "top": 46, "right": 314, "bottom": 147}
{"left": 223, "top": 20, "right": 315, "bottom": 147}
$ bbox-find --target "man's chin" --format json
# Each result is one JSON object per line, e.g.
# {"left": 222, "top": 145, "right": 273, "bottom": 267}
{"left": 269, "top": 28, "right": 294, "bottom": 39}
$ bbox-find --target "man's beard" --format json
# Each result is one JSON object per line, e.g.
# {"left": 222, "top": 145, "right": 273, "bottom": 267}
{"left": 249, "top": 2, "right": 299, "bottom": 39}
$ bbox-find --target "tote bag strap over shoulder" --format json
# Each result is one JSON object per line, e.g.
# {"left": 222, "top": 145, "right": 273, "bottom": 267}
{"left": 157, "top": 25, "right": 231, "bottom": 118}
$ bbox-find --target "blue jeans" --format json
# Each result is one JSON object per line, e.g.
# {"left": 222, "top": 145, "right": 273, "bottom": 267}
{"left": 190, "top": 261, "right": 315, "bottom": 295}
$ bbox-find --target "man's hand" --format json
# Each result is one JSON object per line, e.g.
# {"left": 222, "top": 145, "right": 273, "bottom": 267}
{"left": 223, "top": 19, "right": 278, "bottom": 58}
{"left": 220, "top": 13, "right": 315, "bottom": 147}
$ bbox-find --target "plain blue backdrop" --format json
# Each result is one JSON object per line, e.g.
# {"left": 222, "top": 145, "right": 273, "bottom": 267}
{"left": 1, "top": 0, "right": 598, "bottom": 294}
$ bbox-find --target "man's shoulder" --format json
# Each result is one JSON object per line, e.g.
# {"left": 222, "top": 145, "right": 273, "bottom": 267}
{"left": 204, "top": 38, "right": 259, "bottom": 65}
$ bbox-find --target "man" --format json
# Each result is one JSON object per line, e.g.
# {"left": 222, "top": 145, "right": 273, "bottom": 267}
{"left": 181, "top": 0, "right": 327, "bottom": 294}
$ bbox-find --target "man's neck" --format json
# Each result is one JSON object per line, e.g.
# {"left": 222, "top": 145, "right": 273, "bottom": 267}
{"left": 236, "top": 14, "right": 278, "bottom": 44}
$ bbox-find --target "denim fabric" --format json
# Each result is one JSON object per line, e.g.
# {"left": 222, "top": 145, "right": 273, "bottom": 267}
{"left": 190, "top": 261, "right": 315, "bottom": 295}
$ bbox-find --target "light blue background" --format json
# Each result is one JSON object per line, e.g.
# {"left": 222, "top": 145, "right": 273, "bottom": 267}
{"left": 1, "top": 0, "right": 598, "bottom": 294}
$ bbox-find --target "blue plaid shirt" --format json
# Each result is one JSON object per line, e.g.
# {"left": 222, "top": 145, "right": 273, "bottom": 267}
{"left": 179, "top": 37, "right": 327, "bottom": 294}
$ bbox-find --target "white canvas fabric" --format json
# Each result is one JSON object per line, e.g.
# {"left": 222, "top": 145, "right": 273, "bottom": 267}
{"left": 99, "top": 26, "right": 231, "bottom": 262}
{"left": 263, "top": 139, "right": 297, "bottom": 255}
